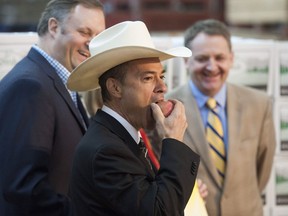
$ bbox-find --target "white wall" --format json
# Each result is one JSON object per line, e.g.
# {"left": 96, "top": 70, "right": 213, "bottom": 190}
{"left": 1, "top": 32, "right": 288, "bottom": 216}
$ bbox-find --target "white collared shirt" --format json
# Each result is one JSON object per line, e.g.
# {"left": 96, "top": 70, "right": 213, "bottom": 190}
{"left": 101, "top": 105, "right": 141, "bottom": 144}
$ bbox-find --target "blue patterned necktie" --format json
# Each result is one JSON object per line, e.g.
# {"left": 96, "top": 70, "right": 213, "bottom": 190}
{"left": 206, "top": 98, "right": 226, "bottom": 185}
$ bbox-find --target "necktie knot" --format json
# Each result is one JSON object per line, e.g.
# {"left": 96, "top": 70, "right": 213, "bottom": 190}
{"left": 139, "top": 138, "right": 148, "bottom": 157}
{"left": 206, "top": 98, "right": 217, "bottom": 110}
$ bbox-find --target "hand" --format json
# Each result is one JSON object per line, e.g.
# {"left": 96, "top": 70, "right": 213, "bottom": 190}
{"left": 197, "top": 179, "right": 208, "bottom": 202}
{"left": 151, "top": 99, "right": 187, "bottom": 141}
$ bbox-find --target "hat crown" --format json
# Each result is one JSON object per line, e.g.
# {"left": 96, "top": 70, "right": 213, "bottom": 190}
{"left": 68, "top": 20, "right": 192, "bottom": 92}
{"left": 89, "top": 21, "right": 155, "bottom": 56}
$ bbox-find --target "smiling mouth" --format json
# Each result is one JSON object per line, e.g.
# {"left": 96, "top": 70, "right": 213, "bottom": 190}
{"left": 79, "top": 50, "right": 90, "bottom": 58}
{"left": 204, "top": 71, "right": 221, "bottom": 77}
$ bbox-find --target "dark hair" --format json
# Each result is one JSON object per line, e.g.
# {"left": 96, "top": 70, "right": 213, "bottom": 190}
{"left": 99, "top": 62, "right": 129, "bottom": 103}
{"left": 37, "top": 0, "right": 103, "bottom": 36}
{"left": 184, "top": 19, "right": 232, "bottom": 50}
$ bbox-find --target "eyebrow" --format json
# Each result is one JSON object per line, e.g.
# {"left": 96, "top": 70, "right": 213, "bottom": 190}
{"left": 141, "top": 68, "right": 166, "bottom": 75}
{"left": 143, "top": 69, "right": 166, "bottom": 75}
{"left": 79, "top": 26, "right": 91, "bottom": 32}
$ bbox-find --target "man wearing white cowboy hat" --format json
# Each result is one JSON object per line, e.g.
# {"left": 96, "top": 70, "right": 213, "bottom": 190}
{"left": 68, "top": 20, "right": 200, "bottom": 216}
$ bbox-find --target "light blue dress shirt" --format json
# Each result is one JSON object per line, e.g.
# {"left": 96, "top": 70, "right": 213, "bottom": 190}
{"left": 189, "top": 80, "right": 228, "bottom": 153}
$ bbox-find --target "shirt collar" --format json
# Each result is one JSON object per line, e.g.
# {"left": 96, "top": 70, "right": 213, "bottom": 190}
{"left": 32, "top": 45, "right": 70, "bottom": 85}
{"left": 101, "top": 105, "right": 140, "bottom": 143}
{"left": 189, "top": 79, "right": 226, "bottom": 108}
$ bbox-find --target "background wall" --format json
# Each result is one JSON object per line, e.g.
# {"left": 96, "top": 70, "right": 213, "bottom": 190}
{"left": 0, "top": 0, "right": 287, "bottom": 39}
{"left": 0, "top": 32, "right": 287, "bottom": 216}
{"left": 0, "top": 0, "right": 288, "bottom": 215}
{"left": 0, "top": 0, "right": 224, "bottom": 32}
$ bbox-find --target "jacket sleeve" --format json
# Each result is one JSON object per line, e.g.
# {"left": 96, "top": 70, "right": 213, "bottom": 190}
{"left": 91, "top": 138, "right": 200, "bottom": 216}
{"left": 0, "top": 78, "right": 72, "bottom": 216}
{"left": 257, "top": 97, "right": 276, "bottom": 192}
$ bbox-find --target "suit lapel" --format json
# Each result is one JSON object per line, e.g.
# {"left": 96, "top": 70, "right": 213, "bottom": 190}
{"left": 54, "top": 80, "right": 87, "bottom": 132}
{"left": 224, "top": 84, "right": 241, "bottom": 190}
{"left": 182, "top": 85, "right": 207, "bottom": 160}
{"left": 172, "top": 84, "right": 221, "bottom": 187}
{"left": 95, "top": 110, "right": 155, "bottom": 177}
{"left": 28, "top": 49, "right": 87, "bottom": 132}
{"left": 76, "top": 93, "right": 89, "bottom": 127}
{"left": 170, "top": 83, "right": 243, "bottom": 188}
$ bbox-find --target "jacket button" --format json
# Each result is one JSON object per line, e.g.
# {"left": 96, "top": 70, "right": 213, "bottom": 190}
{"left": 191, "top": 162, "right": 197, "bottom": 175}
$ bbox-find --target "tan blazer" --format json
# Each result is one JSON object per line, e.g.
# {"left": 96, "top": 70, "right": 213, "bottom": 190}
{"left": 167, "top": 82, "right": 276, "bottom": 216}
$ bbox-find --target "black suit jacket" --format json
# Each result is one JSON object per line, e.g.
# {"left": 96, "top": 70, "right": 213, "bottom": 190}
{"left": 0, "top": 48, "right": 88, "bottom": 216}
{"left": 70, "top": 109, "right": 200, "bottom": 216}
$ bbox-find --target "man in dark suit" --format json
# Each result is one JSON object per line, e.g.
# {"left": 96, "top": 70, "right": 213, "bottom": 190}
{"left": 0, "top": 0, "right": 105, "bottom": 215}
{"left": 67, "top": 20, "right": 200, "bottom": 216}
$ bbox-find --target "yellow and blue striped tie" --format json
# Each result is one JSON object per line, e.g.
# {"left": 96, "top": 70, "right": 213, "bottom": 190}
{"left": 206, "top": 98, "right": 226, "bottom": 185}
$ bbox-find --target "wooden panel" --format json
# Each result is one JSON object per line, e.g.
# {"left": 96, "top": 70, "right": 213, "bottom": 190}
{"left": 105, "top": 13, "right": 135, "bottom": 28}
{"left": 141, "top": 10, "right": 210, "bottom": 31}
{"left": 101, "top": 0, "right": 223, "bottom": 31}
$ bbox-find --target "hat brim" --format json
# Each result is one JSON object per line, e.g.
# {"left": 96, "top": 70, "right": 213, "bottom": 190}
{"left": 67, "top": 46, "right": 191, "bottom": 91}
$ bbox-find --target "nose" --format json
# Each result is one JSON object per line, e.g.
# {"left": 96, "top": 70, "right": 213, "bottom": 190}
{"left": 84, "top": 41, "right": 90, "bottom": 53}
{"left": 86, "top": 37, "right": 93, "bottom": 48}
{"left": 206, "top": 58, "right": 217, "bottom": 71}
{"left": 154, "top": 77, "right": 167, "bottom": 94}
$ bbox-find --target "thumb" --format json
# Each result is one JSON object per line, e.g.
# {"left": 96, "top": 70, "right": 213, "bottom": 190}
{"left": 151, "top": 102, "right": 164, "bottom": 122}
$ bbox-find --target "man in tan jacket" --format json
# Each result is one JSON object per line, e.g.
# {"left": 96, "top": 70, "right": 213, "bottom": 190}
{"left": 167, "top": 19, "right": 276, "bottom": 216}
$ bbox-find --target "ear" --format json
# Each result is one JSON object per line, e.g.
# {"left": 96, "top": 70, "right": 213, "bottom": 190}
{"left": 106, "top": 78, "right": 122, "bottom": 98}
{"left": 230, "top": 51, "right": 234, "bottom": 62}
{"left": 183, "top": 56, "right": 189, "bottom": 64}
{"left": 185, "top": 56, "right": 192, "bottom": 72}
{"left": 229, "top": 51, "right": 234, "bottom": 68}
{"left": 48, "top": 17, "right": 59, "bottom": 37}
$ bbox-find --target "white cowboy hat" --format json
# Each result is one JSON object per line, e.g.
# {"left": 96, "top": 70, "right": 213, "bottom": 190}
{"left": 67, "top": 20, "right": 192, "bottom": 91}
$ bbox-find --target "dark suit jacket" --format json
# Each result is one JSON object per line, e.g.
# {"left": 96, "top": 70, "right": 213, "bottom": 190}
{"left": 70, "top": 109, "right": 200, "bottom": 216}
{"left": 0, "top": 48, "right": 88, "bottom": 216}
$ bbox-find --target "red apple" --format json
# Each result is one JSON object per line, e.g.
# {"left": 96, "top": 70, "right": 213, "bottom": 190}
{"left": 157, "top": 100, "right": 174, "bottom": 117}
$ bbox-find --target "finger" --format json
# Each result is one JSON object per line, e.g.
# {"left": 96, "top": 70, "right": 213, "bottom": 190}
{"left": 168, "top": 99, "right": 185, "bottom": 115}
{"left": 197, "top": 179, "right": 203, "bottom": 186}
{"left": 151, "top": 102, "right": 164, "bottom": 121}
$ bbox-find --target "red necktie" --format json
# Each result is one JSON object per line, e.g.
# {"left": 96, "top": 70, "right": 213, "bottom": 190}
{"left": 139, "top": 128, "right": 160, "bottom": 170}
